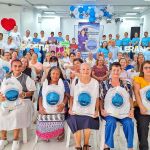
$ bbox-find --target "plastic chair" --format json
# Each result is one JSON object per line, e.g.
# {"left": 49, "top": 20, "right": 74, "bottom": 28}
{"left": 99, "top": 119, "right": 139, "bottom": 150}
{"left": 66, "top": 125, "right": 100, "bottom": 149}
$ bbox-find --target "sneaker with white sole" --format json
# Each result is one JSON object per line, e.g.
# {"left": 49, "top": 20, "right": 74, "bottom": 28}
{"left": 0, "top": 140, "right": 9, "bottom": 150}
{"left": 12, "top": 141, "right": 20, "bottom": 150}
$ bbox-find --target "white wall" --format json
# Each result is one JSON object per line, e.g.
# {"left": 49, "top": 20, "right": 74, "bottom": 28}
{"left": 40, "top": 16, "right": 60, "bottom": 38}
{"left": 142, "top": 11, "right": 150, "bottom": 36}
{"left": 60, "top": 17, "right": 140, "bottom": 40}
{"left": 0, "top": 4, "right": 147, "bottom": 41}
{"left": 0, "top": 4, "right": 21, "bottom": 40}
{"left": 118, "top": 18, "right": 141, "bottom": 39}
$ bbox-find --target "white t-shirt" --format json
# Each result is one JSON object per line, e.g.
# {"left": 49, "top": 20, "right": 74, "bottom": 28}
{"left": 71, "top": 78, "right": 99, "bottom": 117}
{"left": 2, "top": 42, "right": 17, "bottom": 52}
{"left": 22, "top": 36, "right": 32, "bottom": 45}
{"left": 85, "top": 58, "right": 96, "bottom": 67}
{"left": 0, "top": 40, "right": 4, "bottom": 49}
{"left": 40, "top": 37, "right": 46, "bottom": 44}
{"left": 9, "top": 32, "right": 21, "bottom": 48}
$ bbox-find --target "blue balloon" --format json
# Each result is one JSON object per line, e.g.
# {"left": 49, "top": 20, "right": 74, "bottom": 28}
{"left": 78, "top": 7, "right": 84, "bottom": 13}
{"left": 83, "top": 5, "right": 88, "bottom": 12}
{"left": 112, "top": 93, "right": 124, "bottom": 107}
{"left": 46, "top": 92, "right": 60, "bottom": 105}
{"left": 5, "top": 89, "right": 19, "bottom": 101}
{"left": 2, "top": 66, "right": 9, "bottom": 73}
{"left": 70, "top": 5, "right": 75, "bottom": 11}
{"left": 89, "top": 17, "right": 96, "bottom": 22}
{"left": 146, "top": 90, "right": 150, "bottom": 101}
{"left": 78, "top": 92, "right": 91, "bottom": 106}
{"left": 79, "top": 14, "right": 83, "bottom": 19}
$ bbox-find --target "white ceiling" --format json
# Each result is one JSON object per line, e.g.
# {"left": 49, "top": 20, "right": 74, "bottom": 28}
{"left": 0, "top": 0, "right": 150, "bottom": 17}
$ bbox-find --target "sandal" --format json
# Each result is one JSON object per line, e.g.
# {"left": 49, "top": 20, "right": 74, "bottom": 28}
{"left": 83, "top": 145, "right": 91, "bottom": 150}
{"left": 57, "top": 132, "right": 65, "bottom": 142}
{"left": 75, "top": 147, "right": 82, "bottom": 150}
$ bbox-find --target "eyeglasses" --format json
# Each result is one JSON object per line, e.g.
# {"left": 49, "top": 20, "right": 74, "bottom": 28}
{"left": 143, "top": 67, "right": 150, "bottom": 70}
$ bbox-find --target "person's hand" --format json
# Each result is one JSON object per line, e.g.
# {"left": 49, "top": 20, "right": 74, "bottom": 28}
{"left": 128, "top": 109, "right": 134, "bottom": 118}
{"left": 93, "top": 111, "right": 99, "bottom": 118}
{"left": 98, "top": 77, "right": 103, "bottom": 81}
{"left": 19, "top": 92, "right": 26, "bottom": 99}
{"left": 140, "top": 105, "right": 148, "bottom": 115}
{"left": 39, "top": 106, "right": 47, "bottom": 115}
{"left": 69, "top": 109, "right": 75, "bottom": 115}
{"left": 57, "top": 103, "right": 65, "bottom": 112}
{"left": 101, "top": 109, "right": 108, "bottom": 117}
{"left": 0, "top": 92, "right": 6, "bottom": 102}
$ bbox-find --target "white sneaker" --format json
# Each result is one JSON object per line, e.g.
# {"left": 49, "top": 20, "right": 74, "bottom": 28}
{"left": 12, "top": 141, "right": 20, "bottom": 150}
{"left": 0, "top": 140, "right": 8, "bottom": 150}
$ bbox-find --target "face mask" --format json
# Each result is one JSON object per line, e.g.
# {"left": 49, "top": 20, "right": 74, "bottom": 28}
{"left": 50, "top": 62, "right": 57, "bottom": 67}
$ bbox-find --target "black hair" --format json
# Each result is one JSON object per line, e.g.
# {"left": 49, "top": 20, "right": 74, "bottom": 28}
{"left": 69, "top": 52, "right": 76, "bottom": 58}
{"left": 110, "top": 62, "right": 121, "bottom": 70}
{"left": 73, "top": 58, "right": 84, "bottom": 64}
{"left": 47, "top": 66, "right": 64, "bottom": 84}
{"left": 11, "top": 59, "right": 22, "bottom": 67}
{"left": 0, "top": 33, "right": 3, "bottom": 37}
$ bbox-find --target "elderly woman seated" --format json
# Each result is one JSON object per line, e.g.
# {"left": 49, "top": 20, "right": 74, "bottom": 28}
{"left": 67, "top": 63, "right": 100, "bottom": 150}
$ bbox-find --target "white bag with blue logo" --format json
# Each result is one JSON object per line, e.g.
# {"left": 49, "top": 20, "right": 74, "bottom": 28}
{"left": 42, "top": 79, "right": 65, "bottom": 114}
{"left": 0, "top": 59, "right": 11, "bottom": 74}
{"left": 140, "top": 85, "right": 150, "bottom": 115}
{"left": 104, "top": 86, "right": 130, "bottom": 119}
{"left": 0, "top": 77, "right": 23, "bottom": 111}
{"left": 72, "top": 78, "right": 99, "bottom": 117}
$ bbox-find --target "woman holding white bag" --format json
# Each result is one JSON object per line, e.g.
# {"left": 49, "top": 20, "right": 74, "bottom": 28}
{"left": 67, "top": 63, "right": 100, "bottom": 150}
{"left": 100, "top": 62, "right": 134, "bottom": 150}
{"left": 0, "top": 59, "right": 36, "bottom": 150}
{"left": 36, "top": 66, "right": 70, "bottom": 142}
{"left": 134, "top": 60, "right": 150, "bottom": 150}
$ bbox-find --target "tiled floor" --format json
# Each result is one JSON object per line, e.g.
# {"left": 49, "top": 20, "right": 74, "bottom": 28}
{"left": 3, "top": 123, "right": 146, "bottom": 150}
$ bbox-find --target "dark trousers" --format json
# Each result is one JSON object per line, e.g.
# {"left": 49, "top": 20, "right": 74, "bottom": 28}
{"left": 134, "top": 107, "right": 150, "bottom": 150}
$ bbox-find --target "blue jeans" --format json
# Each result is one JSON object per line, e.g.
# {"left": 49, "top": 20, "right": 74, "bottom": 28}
{"left": 104, "top": 116, "right": 134, "bottom": 148}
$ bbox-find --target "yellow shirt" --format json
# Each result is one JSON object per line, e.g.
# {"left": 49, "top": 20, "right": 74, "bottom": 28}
{"left": 134, "top": 76, "right": 150, "bottom": 107}
{"left": 134, "top": 76, "right": 150, "bottom": 88}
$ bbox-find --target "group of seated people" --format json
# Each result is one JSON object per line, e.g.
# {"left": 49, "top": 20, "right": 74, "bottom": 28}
{"left": 0, "top": 44, "right": 150, "bottom": 150}
{"left": 0, "top": 25, "right": 150, "bottom": 150}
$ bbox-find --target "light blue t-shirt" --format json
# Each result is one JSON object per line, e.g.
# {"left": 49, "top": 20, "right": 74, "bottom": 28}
{"left": 32, "top": 38, "right": 41, "bottom": 44}
{"left": 122, "top": 38, "right": 131, "bottom": 46}
{"left": 131, "top": 37, "right": 140, "bottom": 46}
{"left": 141, "top": 37, "right": 150, "bottom": 47}
{"left": 109, "top": 46, "right": 119, "bottom": 60}
{"left": 56, "top": 37, "right": 64, "bottom": 43}
{"left": 97, "top": 48, "right": 109, "bottom": 58}
{"left": 115, "top": 39, "right": 122, "bottom": 47}
{"left": 143, "top": 50, "right": 150, "bottom": 60}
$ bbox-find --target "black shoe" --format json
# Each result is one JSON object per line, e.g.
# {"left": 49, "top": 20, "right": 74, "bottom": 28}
{"left": 83, "top": 145, "right": 91, "bottom": 150}
{"left": 104, "top": 148, "right": 110, "bottom": 150}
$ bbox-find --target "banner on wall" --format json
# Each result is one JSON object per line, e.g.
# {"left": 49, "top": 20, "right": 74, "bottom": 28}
{"left": 78, "top": 22, "right": 100, "bottom": 59}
